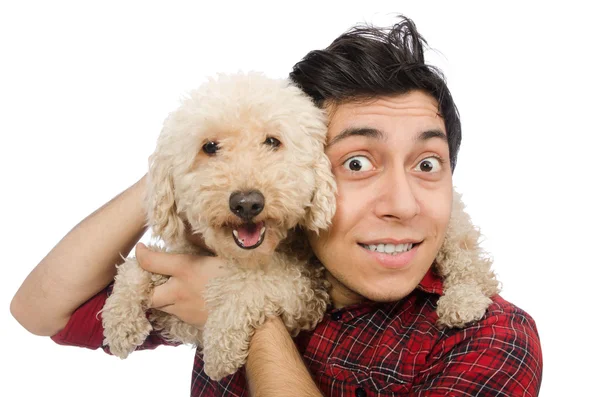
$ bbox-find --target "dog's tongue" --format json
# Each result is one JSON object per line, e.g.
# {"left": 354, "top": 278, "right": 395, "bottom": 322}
{"left": 236, "top": 223, "right": 261, "bottom": 247}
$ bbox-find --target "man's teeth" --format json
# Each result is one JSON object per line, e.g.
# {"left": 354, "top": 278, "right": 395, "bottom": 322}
{"left": 363, "top": 243, "right": 414, "bottom": 254}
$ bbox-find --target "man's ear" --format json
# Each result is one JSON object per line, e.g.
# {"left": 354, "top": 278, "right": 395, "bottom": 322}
{"left": 301, "top": 150, "right": 337, "bottom": 234}
{"left": 146, "top": 153, "right": 185, "bottom": 245}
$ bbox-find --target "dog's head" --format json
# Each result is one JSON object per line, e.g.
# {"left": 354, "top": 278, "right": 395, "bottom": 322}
{"left": 146, "top": 72, "right": 336, "bottom": 266}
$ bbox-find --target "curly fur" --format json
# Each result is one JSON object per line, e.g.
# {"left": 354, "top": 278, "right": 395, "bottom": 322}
{"left": 434, "top": 190, "right": 501, "bottom": 327}
{"left": 101, "top": 72, "right": 499, "bottom": 382}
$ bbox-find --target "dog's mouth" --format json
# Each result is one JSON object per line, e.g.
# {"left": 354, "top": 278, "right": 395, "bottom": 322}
{"left": 232, "top": 221, "right": 266, "bottom": 250}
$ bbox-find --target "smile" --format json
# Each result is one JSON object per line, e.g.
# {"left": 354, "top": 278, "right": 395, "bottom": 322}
{"left": 232, "top": 221, "right": 266, "bottom": 249}
{"left": 358, "top": 242, "right": 420, "bottom": 255}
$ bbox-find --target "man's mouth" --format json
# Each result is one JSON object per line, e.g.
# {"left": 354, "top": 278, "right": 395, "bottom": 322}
{"left": 232, "top": 221, "right": 266, "bottom": 249}
{"left": 358, "top": 241, "right": 421, "bottom": 255}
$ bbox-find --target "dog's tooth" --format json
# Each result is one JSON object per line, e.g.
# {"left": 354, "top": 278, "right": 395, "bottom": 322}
{"left": 233, "top": 229, "right": 239, "bottom": 239}
{"left": 260, "top": 226, "right": 266, "bottom": 236}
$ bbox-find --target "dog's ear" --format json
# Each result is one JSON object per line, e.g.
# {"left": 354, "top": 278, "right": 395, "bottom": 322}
{"left": 145, "top": 152, "right": 185, "bottom": 245}
{"left": 301, "top": 151, "right": 337, "bottom": 233}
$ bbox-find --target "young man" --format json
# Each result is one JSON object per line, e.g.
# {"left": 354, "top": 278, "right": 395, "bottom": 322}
{"left": 11, "top": 17, "right": 542, "bottom": 396}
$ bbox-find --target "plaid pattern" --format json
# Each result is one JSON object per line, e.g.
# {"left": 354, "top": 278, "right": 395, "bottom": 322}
{"left": 52, "top": 269, "right": 542, "bottom": 396}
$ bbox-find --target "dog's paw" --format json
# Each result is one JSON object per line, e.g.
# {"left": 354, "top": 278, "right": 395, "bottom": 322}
{"left": 102, "top": 295, "right": 153, "bottom": 359}
{"left": 436, "top": 285, "right": 492, "bottom": 328}
{"left": 103, "top": 314, "right": 153, "bottom": 359}
{"left": 278, "top": 271, "right": 329, "bottom": 335}
{"left": 202, "top": 318, "right": 252, "bottom": 381}
{"left": 203, "top": 353, "right": 245, "bottom": 382}
{"left": 202, "top": 334, "right": 250, "bottom": 381}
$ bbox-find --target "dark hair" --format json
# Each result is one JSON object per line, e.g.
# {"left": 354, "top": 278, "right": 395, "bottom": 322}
{"left": 290, "top": 16, "right": 461, "bottom": 171}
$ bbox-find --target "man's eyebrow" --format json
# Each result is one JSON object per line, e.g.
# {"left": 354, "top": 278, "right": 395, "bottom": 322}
{"left": 326, "top": 127, "right": 384, "bottom": 148}
{"left": 415, "top": 129, "right": 448, "bottom": 143}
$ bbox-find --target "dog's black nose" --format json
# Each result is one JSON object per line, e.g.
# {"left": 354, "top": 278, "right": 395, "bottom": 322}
{"left": 229, "top": 190, "right": 265, "bottom": 220}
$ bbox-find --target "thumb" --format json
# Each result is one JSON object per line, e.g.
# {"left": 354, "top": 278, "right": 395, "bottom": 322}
{"left": 135, "top": 243, "right": 184, "bottom": 276}
{"left": 135, "top": 242, "right": 148, "bottom": 263}
{"left": 136, "top": 243, "right": 159, "bottom": 273}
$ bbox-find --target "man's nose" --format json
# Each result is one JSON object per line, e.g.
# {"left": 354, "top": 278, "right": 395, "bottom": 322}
{"left": 229, "top": 190, "right": 265, "bottom": 221}
{"left": 373, "top": 169, "right": 420, "bottom": 221}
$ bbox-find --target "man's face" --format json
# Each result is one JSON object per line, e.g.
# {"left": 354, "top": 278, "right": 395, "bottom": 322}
{"left": 308, "top": 90, "right": 453, "bottom": 307}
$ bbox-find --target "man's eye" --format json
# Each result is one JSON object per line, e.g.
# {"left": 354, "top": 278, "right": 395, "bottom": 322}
{"left": 202, "top": 141, "right": 219, "bottom": 155}
{"left": 414, "top": 156, "right": 442, "bottom": 172}
{"left": 342, "top": 156, "right": 374, "bottom": 172}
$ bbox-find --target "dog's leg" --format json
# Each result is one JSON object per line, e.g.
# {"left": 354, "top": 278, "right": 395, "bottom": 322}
{"left": 201, "top": 305, "right": 256, "bottom": 381}
{"left": 101, "top": 257, "right": 154, "bottom": 358}
{"left": 266, "top": 261, "right": 330, "bottom": 337}
{"left": 434, "top": 189, "right": 500, "bottom": 328}
{"left": 201, "top": 275, "right": 280, "bottom": 381}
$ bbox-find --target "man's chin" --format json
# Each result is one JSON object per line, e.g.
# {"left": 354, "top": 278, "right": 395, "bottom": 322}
{"left": 327, "top": 275, "right": 407, "bottom": 307}
{"left": 364, "top": 272, "right": 426, "bottom": 302}
{"left": 361, "top": 289, "right": 412, "bottom": 303}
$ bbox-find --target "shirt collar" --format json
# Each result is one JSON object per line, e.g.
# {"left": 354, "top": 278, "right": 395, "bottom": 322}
{"left": 416, "top": 266, "right": 444, "bottom": 295}
{"left": 327, "top": 266, "right": 444, "bottom": 317}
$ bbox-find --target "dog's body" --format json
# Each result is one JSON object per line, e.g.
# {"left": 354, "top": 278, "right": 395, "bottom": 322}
{"left": 101, "top": 72, "right": 500, "bottom": 382}
{"left": 102, "top": 239, "right": 329, "bottom": 380}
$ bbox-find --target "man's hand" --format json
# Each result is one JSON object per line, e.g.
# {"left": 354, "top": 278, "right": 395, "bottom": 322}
{"left": 136, "top": 243, "right": 231, "bottom": 329}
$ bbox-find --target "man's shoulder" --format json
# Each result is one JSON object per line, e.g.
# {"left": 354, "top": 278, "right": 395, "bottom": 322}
{"left": 420, "top": 294, "right": 544, "bottom": 394}
{"left": 375, "top": 291, "right": 539, "bottom": 333}
{"left": 434, "top": 294, "right": 542, "bottom": 365}
{"left": 483, "top": 294, "right": 540, "bottom": 333}
{"left": 372, "top": 291, "right": 542, "bottom": 363}
{"left": 488, "top": 294, "right": 532, "bottom": 314}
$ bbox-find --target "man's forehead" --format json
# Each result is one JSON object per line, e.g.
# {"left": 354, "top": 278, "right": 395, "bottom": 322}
{"left": 324, "top": 90, "right": 441, "bottom": 120}
{"left": 325, "top": 91, "right": 445, "bottom": 145}
{"left": 323, "top": 90, "right": 439, "bottom": 112}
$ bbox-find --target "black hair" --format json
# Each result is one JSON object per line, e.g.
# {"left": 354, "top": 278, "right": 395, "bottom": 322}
{"left": 290, "top": 16, "right": 461, "bottom": 171}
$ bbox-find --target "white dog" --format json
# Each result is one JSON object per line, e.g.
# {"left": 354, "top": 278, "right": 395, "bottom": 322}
{"left": 101, "top": 72, "right": 336, "bottom": 380}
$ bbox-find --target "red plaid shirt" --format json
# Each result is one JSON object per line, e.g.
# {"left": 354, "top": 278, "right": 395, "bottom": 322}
{"left": 52, "top": 269, "right": 542, "bottom": 396}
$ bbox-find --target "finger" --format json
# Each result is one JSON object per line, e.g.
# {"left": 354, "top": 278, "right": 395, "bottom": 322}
{"left": 136, "top": 243, "right": 187, "bottom": 276}
{"left": 147, "top": 279, "right": 180, "bottom": 309}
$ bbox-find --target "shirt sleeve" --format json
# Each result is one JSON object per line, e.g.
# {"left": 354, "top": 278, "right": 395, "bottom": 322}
{"left": 50, "top": 284, "right": 178, "bottom": 354}
{"left": 410, "top": 296, "right": 543, "bottom": 397}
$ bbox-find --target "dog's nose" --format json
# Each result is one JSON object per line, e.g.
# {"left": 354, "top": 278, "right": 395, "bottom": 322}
{"left": 229, "top": 190, "right": 265, "bottom": 220}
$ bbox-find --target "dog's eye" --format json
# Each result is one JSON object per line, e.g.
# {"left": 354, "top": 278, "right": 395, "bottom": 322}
{"left": 264, "top": 137, "right": 281, "bottom": 149}
{"left": 202, "top": 141, "right": 220, "bottom": 155}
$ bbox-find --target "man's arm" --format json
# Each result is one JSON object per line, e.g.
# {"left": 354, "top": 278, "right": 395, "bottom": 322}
{"left": 10, "top": 175, "right": 148, "bottom": 336}
{"left": 246, "top": 317, "right": 323, "bottom": 397}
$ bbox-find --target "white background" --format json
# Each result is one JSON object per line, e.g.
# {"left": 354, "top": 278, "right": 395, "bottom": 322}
{"left": 2, "top": 1, "right": 598, "bottom": 396}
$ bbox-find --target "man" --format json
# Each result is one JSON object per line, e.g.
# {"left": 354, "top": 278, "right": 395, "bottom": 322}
{"left": 11, "top": 16, "right": 542, "bottom": 396}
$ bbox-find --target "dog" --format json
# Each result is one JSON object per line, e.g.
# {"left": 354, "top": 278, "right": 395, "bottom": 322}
{"left": 100, "top": 72, "right": 499, "bottom": 382}
{"left": 101, "top": 72, "right": 336, "bottom": 380}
